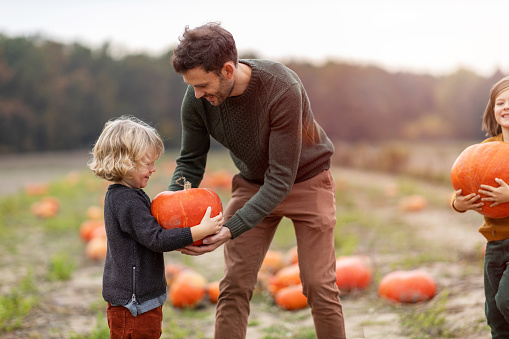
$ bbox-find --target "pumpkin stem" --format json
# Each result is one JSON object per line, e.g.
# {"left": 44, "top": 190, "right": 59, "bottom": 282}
{"left": 176, "top": 176, "right": 192, "bottom": 190}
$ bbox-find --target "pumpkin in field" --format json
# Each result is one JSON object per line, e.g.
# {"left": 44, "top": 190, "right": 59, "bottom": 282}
{"left": 85, "top": 236, "right": 108, "bottom": 261}
{"left": 169, "top": 269, "right": 207, "bottom": 308}
{"left": 79, "top": 219, "right": 106, "bottom": 242}
{"left": 25, "top": 182, "right": 49, "bottom": 196}
{"left": 274, "top": 284, "right": 308, "bottom": 310}
{"left": 335, "top": 256, "right": 373, "bottom": 292}
{"left": 398, "top": 195, "right": 427, "bottom": 212}
{"left": 30, "top": 196, "right": 60, "bottom": 218}
{"left": 86, "top": 205, "right": 103, "bottom": 220}
{"left": 206, "top": 281, "right": 221, "bottom": 303}
{"left": 151, "top": 179, "right": 223, "bottom": 246}
{"left": 451, "top": 141, "right": 509, "bottom": 218}
{"left": 268, "top": 263, "right": 301, "bottom": 295}
{"left": 164, "top": 262, "right": 186, "bottom": 287}
{"left": 286, "top": 245, "right": 299, "bottom": 265}
{"left": 260, "top": 250, "right": 285, "bottom": 274}
{"left": 378, "top": 269, "right": 436, "bottom": 303}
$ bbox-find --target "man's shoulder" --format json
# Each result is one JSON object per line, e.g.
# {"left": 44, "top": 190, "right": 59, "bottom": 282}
{"left": 241, "top": 59, "right": 300, "bottom": 86}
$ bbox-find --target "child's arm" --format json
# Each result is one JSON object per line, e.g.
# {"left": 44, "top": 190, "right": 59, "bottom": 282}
{"left": 453, "top": 189, "right": 483, "bottom": 212}
{"left": 190, "top": 206, "right": 224, "bottom": 242}
{"left": 479, "top": 178, "right": 509, "bottom": 207}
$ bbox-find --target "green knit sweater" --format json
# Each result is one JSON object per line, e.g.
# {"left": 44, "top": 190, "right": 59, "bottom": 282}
{"left": 169, "top": 59, "right": 334, "bottom": 238}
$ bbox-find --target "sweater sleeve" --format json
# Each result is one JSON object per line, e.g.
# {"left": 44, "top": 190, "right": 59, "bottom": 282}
{"left": 226, "top": 84, "right": 303, "bottom": 238}
{"left": 168, "top": 87, "right": 210, "bottom": 191}
{"left": 113, "top": 190, "right": 194, "bottom": 252}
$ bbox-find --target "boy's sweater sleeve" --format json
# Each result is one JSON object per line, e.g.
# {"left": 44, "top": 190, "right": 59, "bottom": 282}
{"left": 113, "top": 190, "right": 194, "bottom": 252}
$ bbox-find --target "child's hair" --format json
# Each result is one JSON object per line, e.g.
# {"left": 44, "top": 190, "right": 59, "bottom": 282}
{"left": 88, "top": 115, "right": 164, "bottom": 182}
{"left": 482, "top": 75, "right": 509, "bottom": 137}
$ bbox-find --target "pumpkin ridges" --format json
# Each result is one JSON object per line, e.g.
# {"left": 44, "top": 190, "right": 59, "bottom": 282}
{"left": 451, "top": 142, "right": 509, "bottom": 218}
{"left": 151, "top": 187, "right": 223, "bottom": 246}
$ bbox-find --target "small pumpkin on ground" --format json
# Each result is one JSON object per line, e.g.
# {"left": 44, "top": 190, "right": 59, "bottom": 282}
{"left": 274, "top": 284, "right": 308, "bottom": 310}
{"left": 378, "top": 269, "right": 437, "bottom": 303}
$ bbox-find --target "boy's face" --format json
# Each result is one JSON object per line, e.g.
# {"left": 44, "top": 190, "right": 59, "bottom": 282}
{"left": 121, "top": 155, "right": 157, "bottom": 189}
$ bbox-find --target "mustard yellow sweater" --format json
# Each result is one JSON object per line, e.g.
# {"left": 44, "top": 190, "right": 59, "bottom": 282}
{"left": 451, "top": 134, "right": 509, "bottom": 241}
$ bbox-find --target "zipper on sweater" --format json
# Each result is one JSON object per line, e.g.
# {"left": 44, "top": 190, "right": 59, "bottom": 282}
{"left": 131, "top": 266, "right": 137, "bottom": 304}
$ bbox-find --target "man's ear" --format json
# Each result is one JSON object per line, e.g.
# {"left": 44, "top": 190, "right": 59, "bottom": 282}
{"left": 222, "top": 62, "right": 235, "bottom": 79}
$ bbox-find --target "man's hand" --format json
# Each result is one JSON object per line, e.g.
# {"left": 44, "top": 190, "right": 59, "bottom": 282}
{"left": 180, "top": 226, "right": 232, "bottom": 256}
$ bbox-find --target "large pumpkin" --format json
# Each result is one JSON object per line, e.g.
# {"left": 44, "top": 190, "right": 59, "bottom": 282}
{"left": 378, "top": 269, "right": 436, "bottom": 303}
{"left": 151, "top": 180, "right": 223, "bottom": 246}
{"left": 451, "top": 141, "right": 509, "bottom": 218}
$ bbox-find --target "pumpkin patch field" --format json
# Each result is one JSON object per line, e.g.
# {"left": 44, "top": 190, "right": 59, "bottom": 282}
{"left": 0, "top": 144, "right": 492, "bottom": 338}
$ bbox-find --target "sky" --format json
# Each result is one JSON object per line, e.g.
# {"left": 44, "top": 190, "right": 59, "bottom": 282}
{"left": 0, "top": 0, "right": 507, "bottom": 77}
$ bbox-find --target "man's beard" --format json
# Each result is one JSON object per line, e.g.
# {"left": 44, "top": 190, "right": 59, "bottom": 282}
{"left": 209, "top": 75, "right": 235, "bottom": 106}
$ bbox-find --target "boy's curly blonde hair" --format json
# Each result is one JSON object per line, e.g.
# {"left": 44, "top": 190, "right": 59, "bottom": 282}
{"left": 88, "top": 115, "right": 164, "bottom": 182}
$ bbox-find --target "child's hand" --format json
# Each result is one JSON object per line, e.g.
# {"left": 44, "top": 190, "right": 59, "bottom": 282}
{"left": 479, "top": 178, "right": 509, "bottom": 207}
{"left": 200, "top": 206, "right": 224, "bottom": 235}
{"left": 453, "top": 189, "right": 483, "bottom": 212}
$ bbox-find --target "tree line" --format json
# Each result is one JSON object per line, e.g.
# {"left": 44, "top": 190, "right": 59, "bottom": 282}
{"left": 0, "top": 34, "right": 505, "bottom": 154}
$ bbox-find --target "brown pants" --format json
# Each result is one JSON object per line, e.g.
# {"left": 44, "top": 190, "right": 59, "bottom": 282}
{"left": 107, "top": 303, "right": 162, "bottom": 339}
{"left": 215, "top": 170, "right": 346, "bottom": 339}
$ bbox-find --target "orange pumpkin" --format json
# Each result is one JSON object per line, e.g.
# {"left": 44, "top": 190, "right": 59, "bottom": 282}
{"left": 260, "top": 250, "right": 285, "bottom": 274}
{"left": 151, "top": 180, "right": 223, "bottom": 246}
{"left": 274, "top": 284, "right": 308, "bottom": 310}
{"left": 24, "top": 183, "right": 49, "bottom": 196}
{"left": 169, "top": 269, "right": 207, "bottom": 308}
{"left": 335, "top": 256, "right": 372, "bottom": 292}
{"left": 268, "top": 263, "right": 301, "bottom": 295}
{"left": 378, "top": 269, "right": 436, "bottom": 303}
{"left": 164, "top": 262, "right": 186, "bottom": 287}
{"left": 451, "top": 141, "right": 509, "bottom": 218}
{"left": 79, "top": 220, "right": 106, "bottom": 242}
{"left": 206, "top": 281, "right": 221, "bottom": 303}
{"left": 286, "top": 245, "right": 299, "bottom": 265}
{"left": 86, "top": 205, "right": 103, "bottom": 220}
{"left": 398, "top": 195, "right": 427, "bottom": 212}
{"left": 30, "top": 196, "right": 60, "bottom": 218}
{"left": 85, "top": 236, "right": 108, "bottom": 261}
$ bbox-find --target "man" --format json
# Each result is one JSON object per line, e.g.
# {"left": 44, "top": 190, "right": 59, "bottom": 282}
{"left": 168, "top": 22, "right": 346, "bottom": 339}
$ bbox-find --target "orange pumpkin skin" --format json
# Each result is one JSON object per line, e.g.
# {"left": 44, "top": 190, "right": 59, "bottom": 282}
{"left": 451, "top": 142, "right": 509, "bottom": 218}
{"left": 335, "top": 256, "right": 372, "bottom": 292}
{"left": 206, "top": 281, "right": 221, "bottom": 303}
{"left": 274, "top": 284, "right": 308, "bottom": 310}
{"left": 151, "top": 188, "right": 222, "bottom": 246}
{"left": 268, "top": 263, "right": 301, "bottom": 295}
{"left": 169, "top": 270, "right": 207, "bottom": 308}
{"left": 378, "top": 270, "right": 436, "bottom": 303}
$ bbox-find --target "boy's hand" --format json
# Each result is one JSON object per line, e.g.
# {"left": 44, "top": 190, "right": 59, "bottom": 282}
{"left": 453, "top": 189, "right": 483, "bottom": 212}
{"left": 479, "top": 178, "right": 509, "bottom": 207}
{"left": 180, "top": 227, "right": 232, "bottom": 256}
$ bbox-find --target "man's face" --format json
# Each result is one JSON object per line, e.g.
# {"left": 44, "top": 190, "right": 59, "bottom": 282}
{"left": 182, "top": 67, "right": 234, "bottom": 106}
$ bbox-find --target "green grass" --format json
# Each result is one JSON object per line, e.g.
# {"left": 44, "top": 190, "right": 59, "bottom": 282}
{"left": 0, "top": 269, "right": 39, "bottom": 332}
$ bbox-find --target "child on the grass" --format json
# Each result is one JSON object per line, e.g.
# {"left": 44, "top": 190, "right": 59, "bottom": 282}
{"left": 452, "top": 76, "right": 509, "bottom": 338}
{"left": 88, "top": 115, "right": 223, "bottom": 338}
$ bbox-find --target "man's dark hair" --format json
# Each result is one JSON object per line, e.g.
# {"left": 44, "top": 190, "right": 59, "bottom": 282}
{"left": 171, "top": 22, "right": 238, "bottom": 75}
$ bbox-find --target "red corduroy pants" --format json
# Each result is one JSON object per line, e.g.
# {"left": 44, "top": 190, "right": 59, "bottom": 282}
{"left": 107, "top": 303, "right": 162, "bottom": 339}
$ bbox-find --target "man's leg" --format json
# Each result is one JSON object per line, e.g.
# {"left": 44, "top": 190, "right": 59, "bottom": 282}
{"left": 214, "top": 175, "right": 280, "bottom": 339}
{"left": 282, "top": 170, "right": 346, "bottom": 339}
